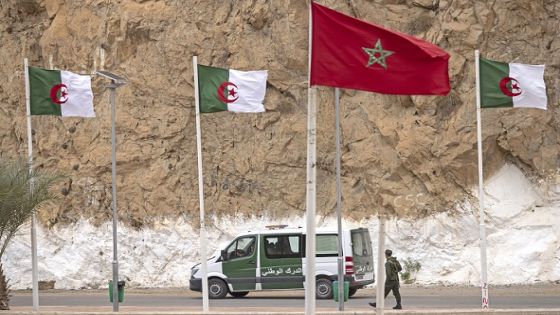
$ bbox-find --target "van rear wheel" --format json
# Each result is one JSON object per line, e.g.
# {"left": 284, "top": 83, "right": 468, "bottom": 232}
{"left": 348, "top": 288, "right": 358, "bottom": 297}
{"left": 230, "top": 291, "right": 249, "bottom": 298}
{"left": 315, "top": 278, "right": 333, "bottom": 299}
{"left": 208, "top": 278, "right": 228, "bottom": 299}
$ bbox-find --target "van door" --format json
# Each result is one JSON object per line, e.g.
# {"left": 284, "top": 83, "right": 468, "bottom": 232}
{"left": 350, "top": 228, "right": 374, "bottom": 282}
{"left": 314, "top": 233, "right": 339, "bottom": 276}
{"left": 222, "top": 235, "right": 257, "bottom": 291}
{"left": 260, "top": 234, "right": 304, "bottom": 289}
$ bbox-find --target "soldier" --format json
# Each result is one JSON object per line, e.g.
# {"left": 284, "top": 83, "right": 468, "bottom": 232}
{"left": 369, "top": 249, "right": 403, "bottom": 309}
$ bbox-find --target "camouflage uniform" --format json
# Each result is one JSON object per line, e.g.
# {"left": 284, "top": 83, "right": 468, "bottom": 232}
{"left": 384, "top": 256, "right": 402, "bottom": 308}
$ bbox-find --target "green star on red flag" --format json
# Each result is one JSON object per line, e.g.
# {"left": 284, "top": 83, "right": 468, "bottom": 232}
{"left": 310, "top": 2, "right": 450, "bottom": 95}
{"left": 362, "top": 39, "right": 393, "bottom": 69}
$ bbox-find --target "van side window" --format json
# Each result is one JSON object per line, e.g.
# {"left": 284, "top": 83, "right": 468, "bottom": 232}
{"left": 301, "top": 234, "right": 339, "bottom": 257}
{"left": 316, "top": 234, "right": 338, "bottom": 257}
{"left": 226, "top": 236, "right": 255, "bottom": 260}
{"left": 264, "top": 235, "right": 300, "bottom": 259}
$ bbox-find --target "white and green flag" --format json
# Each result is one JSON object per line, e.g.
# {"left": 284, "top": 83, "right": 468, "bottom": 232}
{"left": 479, "top": 57, "right": 547, "bottom": 110}
{"left": 29, "top": 66, "right": 95, "bottom": 117}
{"left": 197, "top": 64, "right": 267, "bottom": 113}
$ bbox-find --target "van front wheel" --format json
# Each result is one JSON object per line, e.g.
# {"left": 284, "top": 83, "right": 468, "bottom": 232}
{"left": 315, "top": 278, "right": 333, "bottom": 299}
{"left": 208, "top": 278, "right": 228, "bottom": 299}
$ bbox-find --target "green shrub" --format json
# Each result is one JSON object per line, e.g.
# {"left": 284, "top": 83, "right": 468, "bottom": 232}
{"left": 401, "top": 258, "right": 421, "bottom": 284}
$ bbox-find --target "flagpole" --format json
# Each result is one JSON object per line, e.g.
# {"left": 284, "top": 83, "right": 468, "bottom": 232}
{"left": 305, "top": 1, "right": 317, "bottom": 314}
{"left": 334, "top": 87, "right": 344, "bottom": 311}
{"left": 376, "top": 215, "right": 386, "bottom": 314}
{"left": 305, "top": 89, "right": 317, "bottom": 315}
{"left": 475, "top": 49, "right": 489, "bottom": 309}
{"left": 193, "top": 56, "right": 209, "bottom": 312}
{"left": 24, "top": 58, "right": 40, "bottom": 313}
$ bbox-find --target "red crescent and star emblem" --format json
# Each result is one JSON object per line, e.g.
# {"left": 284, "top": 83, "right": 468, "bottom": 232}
{"left": 499, "top": 77, "right": 522, "bottom": 97}
{"left": 216, "top": 81, "right": 239, "bottom": 103}
{"left": 50, "top": 83, "right": 69, "bottom": 104}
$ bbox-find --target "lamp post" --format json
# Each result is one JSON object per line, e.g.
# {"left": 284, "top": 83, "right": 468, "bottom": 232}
{"left": 96, "top": 71, "right": 126, "bottom": 312}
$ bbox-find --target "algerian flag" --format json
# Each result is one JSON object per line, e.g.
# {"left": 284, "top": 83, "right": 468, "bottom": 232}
{"left": 197, "top": 64, "right": 267, "bottom": 113}
{"left": 479, "top": 57, "right": 547, "bottom": 110}
{"left": 29, "top": 66, "right": 95, "bottom": 117}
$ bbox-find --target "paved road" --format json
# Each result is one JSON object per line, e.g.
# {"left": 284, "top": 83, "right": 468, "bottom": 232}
{"left": 10, "top": 288, "right": 560, "bottom": 310}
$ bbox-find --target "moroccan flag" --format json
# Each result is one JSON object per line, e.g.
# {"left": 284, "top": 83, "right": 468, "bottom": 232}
{"left": 479, "top": 57, "right": 547, "bottom": 110}
{"left": 310, "top": 2, "right": 450, "bottom": 95}
{"left": 28, "top": 67, "right": 95, "bottom": 117}
{"left": 197, "top": 65, "right": 267, "bottom": 113}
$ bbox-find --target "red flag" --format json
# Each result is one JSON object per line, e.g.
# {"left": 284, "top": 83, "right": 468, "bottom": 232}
{"left": 310, "top": 2, "right": 450, "bottom": 95}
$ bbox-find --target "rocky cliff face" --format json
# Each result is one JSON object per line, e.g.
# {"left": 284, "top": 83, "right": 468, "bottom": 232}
{"left": 1, "top": 0, "right": 559, "bottom": 227}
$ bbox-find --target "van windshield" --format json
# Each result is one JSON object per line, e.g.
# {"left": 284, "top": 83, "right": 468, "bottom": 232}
{"left": 225, "top": 236, "right": 256, "bottom": 260}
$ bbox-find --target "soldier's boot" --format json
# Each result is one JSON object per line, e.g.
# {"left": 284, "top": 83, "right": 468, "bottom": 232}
{"left": 393, "top": 304, "right": 402, "bottom": 309}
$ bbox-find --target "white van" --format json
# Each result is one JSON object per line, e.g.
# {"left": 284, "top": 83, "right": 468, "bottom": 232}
{"left": 189, "top": 226, "right": 375, "bottom": 299}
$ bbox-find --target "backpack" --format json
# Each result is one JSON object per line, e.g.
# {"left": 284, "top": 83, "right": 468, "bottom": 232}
{"left": 395, "top": 258, "right": 403, "bottom": 272}
{"left": 386, "top": 257, "right": 401, "bottom": 281}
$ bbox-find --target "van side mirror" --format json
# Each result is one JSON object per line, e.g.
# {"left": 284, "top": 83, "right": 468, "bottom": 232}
{"left": 220, "top": 250, "right": 227, "bottom": 261}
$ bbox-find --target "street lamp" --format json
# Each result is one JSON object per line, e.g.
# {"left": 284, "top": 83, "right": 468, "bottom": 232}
{"left": 96, "top": 71, "right": 126, "bottom": 312}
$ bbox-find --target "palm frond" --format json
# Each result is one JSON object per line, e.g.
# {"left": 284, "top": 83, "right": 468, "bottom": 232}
{"left": 0, "top": 158, "right": 62, "bottom": 258}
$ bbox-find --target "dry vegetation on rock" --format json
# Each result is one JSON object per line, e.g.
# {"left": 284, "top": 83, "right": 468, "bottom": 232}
{"left": 1, "top": 0, "right": 559, "bottom": 228}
